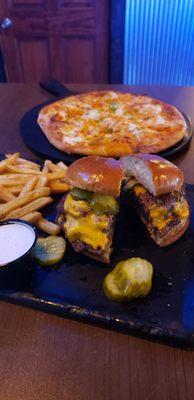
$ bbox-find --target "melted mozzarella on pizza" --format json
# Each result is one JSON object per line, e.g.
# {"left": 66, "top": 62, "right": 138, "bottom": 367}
{"left": 38, "top": 91, "right": 187, "bottom": 156}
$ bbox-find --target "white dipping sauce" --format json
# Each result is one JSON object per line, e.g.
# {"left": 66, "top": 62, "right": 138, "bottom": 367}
{"left": 0, "top": 223, "right": 35, "bottom": 266}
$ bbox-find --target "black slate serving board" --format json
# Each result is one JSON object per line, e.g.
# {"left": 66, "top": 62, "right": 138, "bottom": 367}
{"left": 0, "top": 181, "right": 194, "bottom": 347}
{"left": 20, "top": 80, "right": 193, "bottom": 164}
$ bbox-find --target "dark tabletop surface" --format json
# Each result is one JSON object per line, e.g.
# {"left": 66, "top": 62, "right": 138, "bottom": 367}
{"left": 0, "top": 84, "right": 194, "bottom": 400}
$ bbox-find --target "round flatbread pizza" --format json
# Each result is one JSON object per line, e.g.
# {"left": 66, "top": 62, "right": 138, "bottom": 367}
{"left": 37, "top": 91, "right": 187, "bottom": 157}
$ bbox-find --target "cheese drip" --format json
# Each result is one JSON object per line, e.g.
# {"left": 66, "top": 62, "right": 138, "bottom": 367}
{"left": 64, "top": 194, "right": 111, "bottom": 249}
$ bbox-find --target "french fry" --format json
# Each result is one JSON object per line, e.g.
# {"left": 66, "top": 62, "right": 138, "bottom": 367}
{"left": 42, "top": 160, "right": 50, "bottom": 173}
{"left": 1, "top": 153, "right": 69, "bottom": 235}
{"left": 18, "top": 160, "right": 40, "bottom": 170}
{"left": 0, "top": 185, "right": 16, "bottom": 202}
{"left": 57, "top": 161, "right": 68, "bottom": 171}
{"left": 0, "top": 174, "right": 36, "bottom": 180}
{"left": 50, "top": 181, "right": 70, "bottom": 194}
{"left": 18, "top": 162, "right": 40, "bottom": 170}
{"left": 6, "top": 165, "right": 42, "bottom": 175}
{"left": 36, "top": 176, "right": 48, "bottom": 188}
{"left": 0, "top": 187, "right": 50, "bottom": 220}
{"left": 21, "top": 211, "right": 42, "bottom": 224}
{"left": 9, "top": 186, "right": 25, "bottom": 194}
{"left": 0, "top": 178, "right": 29, "bottom": 186}
{"left": 0, "top": 153, "right": 19, "bottom": 173}
{"left": 5, "top": 154, "right": 40, "bottom": 170}
{"left": 6, "top": 197, "right": 53, "bottom": 219}
{"left": 46, "top": 171, "right": 66, "bottom": 181}
{"left": 37, "top": 218, "right": 61, "bottom": 235}
{"left": 46, "top": 161, "right": 64, "bottom": 173}
{"left": 19, "top": 177, "right": 38, "bottom": 197}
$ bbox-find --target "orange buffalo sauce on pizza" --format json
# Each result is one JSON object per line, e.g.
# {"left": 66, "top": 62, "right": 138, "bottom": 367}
{"left": 38, "top": 91, "right": 187, "bottom": 157}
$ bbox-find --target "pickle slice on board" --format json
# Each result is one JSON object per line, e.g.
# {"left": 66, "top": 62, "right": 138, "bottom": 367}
{"left": 34, "top": 236, "right": 66, "bottom": 266}
{"left": 103, "top": 257, "right": 153, "bottom": 301}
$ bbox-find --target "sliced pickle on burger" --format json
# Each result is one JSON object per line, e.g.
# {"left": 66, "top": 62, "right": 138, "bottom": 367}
{"left": 91, "top": 193, "right": 119, "bottom": 215}
{"left": 71, "top": 188, "right": 93, "bottom": 202}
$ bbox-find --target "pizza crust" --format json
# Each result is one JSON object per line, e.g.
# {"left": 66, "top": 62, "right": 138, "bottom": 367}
{"left": 37, "top": 91, "right": 187, "bottom": 157}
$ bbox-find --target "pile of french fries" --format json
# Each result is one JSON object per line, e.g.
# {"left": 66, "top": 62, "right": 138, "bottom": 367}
{"left": 0, "top": 153, "right": 71, "bottom": 235}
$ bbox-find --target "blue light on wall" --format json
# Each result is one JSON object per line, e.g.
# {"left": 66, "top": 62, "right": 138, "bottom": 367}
{"left": 124, "top": 0, "right": 194, "bottom": 85}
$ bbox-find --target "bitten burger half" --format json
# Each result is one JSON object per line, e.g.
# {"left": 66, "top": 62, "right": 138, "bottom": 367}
{"left": 121, "top": 154, "right": 190, "bottom": 247}
{"left": 57, "top": 156, "right": 124, "bottom": 263}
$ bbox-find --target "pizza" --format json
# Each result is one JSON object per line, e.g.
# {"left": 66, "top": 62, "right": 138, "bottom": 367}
{"left": 37, "top": 91, "right": 187, "bottom": 157}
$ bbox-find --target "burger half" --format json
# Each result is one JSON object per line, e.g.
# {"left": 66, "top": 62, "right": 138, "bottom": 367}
{"left": 121, "top": 154, "right": 190, "bottom": 247}
{"left": 57, "top": 156, "right": 124, "bottom": 263}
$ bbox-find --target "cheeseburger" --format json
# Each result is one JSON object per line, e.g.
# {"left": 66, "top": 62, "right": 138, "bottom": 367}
{"left": 121, "top": 154, "right": 190, "bottom": 247}
{"left": 57, "top": 156, "right": 124, "bottom": 263}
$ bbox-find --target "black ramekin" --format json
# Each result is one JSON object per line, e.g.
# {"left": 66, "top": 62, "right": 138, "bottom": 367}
{"left": 0, "top": 219, "right": 37, "bottom": 289}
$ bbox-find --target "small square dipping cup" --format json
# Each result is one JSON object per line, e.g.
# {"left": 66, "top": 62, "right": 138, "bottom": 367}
{"left": 0, "top": 219, "right": 37, "bottom": 289}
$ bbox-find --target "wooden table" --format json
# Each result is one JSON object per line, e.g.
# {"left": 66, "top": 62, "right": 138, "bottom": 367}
{"left": 0, "top": 84, "right": 194, "bottom": 400}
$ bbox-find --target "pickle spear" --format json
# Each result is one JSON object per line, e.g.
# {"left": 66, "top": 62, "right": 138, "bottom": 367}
{"left": 103, "top": 257, "right": 153, "bottom": 301}
{"left": 34, "top": 236, "right": 66, "bottom": 266}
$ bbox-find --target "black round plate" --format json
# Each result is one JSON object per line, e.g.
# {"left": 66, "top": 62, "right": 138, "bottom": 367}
{"left": 20, "top": 98, "right": 193, "bottom": 164}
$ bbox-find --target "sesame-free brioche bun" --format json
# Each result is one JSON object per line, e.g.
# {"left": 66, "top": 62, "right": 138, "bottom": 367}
{"left": 65, "top": 156, "right": 124, "bottom": 197}
{"left": 121, "top": 153, "right": 184, "bottom": 196}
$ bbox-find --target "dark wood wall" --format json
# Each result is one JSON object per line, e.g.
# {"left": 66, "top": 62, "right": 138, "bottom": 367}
{"left": 0, "top": 0, "right": 109, "bottom": 83}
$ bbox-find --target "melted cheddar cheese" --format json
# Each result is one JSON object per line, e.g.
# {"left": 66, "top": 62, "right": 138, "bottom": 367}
{"left": 64, "top": 194, "right": 91, "bottom": 218}
{"left": 133, "top": 185, "right": 147, "bottom": 195}
{"left": 173, "top": 201, "right": 189, "bottom": 218}
{"left": 150, "top": 206, "right": 172, "bottom": 230}
{"left": 64, "top": 194, "right": 110, "bottom": 249}
{"left": 132, "top": 183, "right": 189, "bottom": 231}
{"left": 150, "top": 200, "right": 189, "bottom": 230}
